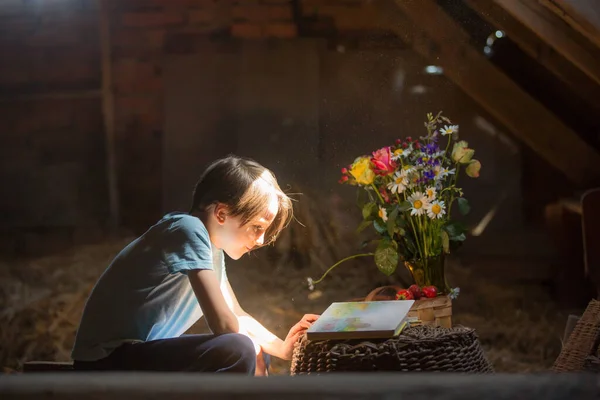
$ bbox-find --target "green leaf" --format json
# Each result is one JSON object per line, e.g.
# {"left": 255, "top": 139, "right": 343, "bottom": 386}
{"left": 356, "top": 188, "right": 370, "bottom": 209}
{"left": 356, "top": 190, "right": 365, "bottom": 209}
{"left": 453, "top": 233, "right": 467, "bottom": 242}
{"left": 387, "top": 206, "right": 399, "bottom": 237}
{"left": 441, "top": 230, "right": 450, "bottom": 253}
{"left": 373, "top": 219, "right": 387, "bottom": 235}
{"left": 398, "top": 201, "right": 412, "bottom": 212}
{"left": 374, "top": 240, "right": 399, "bottom": 276}
{"left": 356, "top": 219, "right": 372, "bottom": 234}
{"left": 443, "top": 221, "right": 468, "bottom": 239}
{"left": 456, "top": 197, "right": 470, "bottom": 216}
{"left": 362, "top": 202, "right": 377, "bottom": 220}
{"left": 396, "top": 215, "right": 407, "bottom": 228}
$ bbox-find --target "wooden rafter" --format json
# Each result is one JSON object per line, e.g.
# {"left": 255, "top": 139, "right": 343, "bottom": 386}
{"left": 494, "top": 0, "right": 600, "bottom": 86}
{"left": 464, "top": 0, "right": 600, "bottom": 111}
{"left": 0, "top": 89, "right": 101, "bottom": 102}
{"left": 374, "top": 0, "right": 600, "bottom": 186}
{"left": 541, "top": 0, "right": 600, "bottom": 50}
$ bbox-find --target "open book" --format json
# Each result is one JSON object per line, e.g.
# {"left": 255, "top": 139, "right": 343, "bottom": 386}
{"left": 306, "top": 300, "right": 415, "bottom": 341}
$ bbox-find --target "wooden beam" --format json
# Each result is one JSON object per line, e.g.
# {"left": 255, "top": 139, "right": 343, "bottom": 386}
{"left": 494, "top": 0, "right": 600, "bottom": 86}
{"left": 581, "top": 188, "right": 600, "bottom": 297}
{"left": 541, "top": 0, "right": 600, "bottom": 50}
{"left": 464, "top": 0, "right": 600, "bottom": 111}
{"left": 0, "top": 89, "right": 101, "bottom": 102}
{"left": 375, "top": 0, "right": 600, "bottom": 186}
{"left": 98, "top": 0, "right": 120, "bottom": 230}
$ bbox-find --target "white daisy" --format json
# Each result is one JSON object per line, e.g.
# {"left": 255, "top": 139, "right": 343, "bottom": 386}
{"left": 387, "top": 171, "right": 408, "bottom": 194}
{"left": 392, "top": 147, "right": 412, "bottom": 161}
{"left": 440, "top": 166, "right": 456, "bottom": 179}
{"left": 425, "top": 186, "right": 437, "bottom": 201}
{"left": 432, "top": 165, "right": 455, "bottom": 180}
{"left": 440, "top": 125, "right": 459, "bottom": 136}
{"left": 401, "top": 164, "right": 416, "bottom": 174}
{"left": 426, "top": 200, "right": 446, "bottom": 219}
{"left": 378, "top": 206, "right": 388, "bottom": 222}
{"left": 406, "top": 170, "right": 421, "bottom": 189}
{"left": 407, "top": 191, "right": 429, "bottom": 216}
{"left": 432, "top": 165, "right": 443, "bottom": 181}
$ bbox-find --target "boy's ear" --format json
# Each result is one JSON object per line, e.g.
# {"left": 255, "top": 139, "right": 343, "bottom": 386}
{"left": 213, "top": 203, "right": 228, "bottom": 224}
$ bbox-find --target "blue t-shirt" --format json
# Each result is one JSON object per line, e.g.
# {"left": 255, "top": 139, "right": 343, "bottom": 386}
{"left": 71, "top": 213, "right": 232, "bottom": 361}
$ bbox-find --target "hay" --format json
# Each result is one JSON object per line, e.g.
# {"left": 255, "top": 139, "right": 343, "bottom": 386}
{"left": 0, "top": 238, "right": 132, "bottom": 372}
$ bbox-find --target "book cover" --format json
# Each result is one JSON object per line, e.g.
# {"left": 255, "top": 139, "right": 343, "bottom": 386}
{"left": 306, "top": 300, "right": 415, "bottom": 341}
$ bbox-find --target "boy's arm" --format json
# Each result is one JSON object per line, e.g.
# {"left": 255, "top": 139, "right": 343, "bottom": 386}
{"left": 187, "top": 269, "right": 240, "bottom": 334}
{"left": 224, "top": 281, "right": 287, "bottom": 359}
{"left": 225, "top": 281, "right": 319, "bottom": 361}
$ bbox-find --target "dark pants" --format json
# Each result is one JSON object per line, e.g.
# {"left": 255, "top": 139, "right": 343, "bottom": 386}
{"left": 73, "top": 333, "right": 260, "bottom": 375}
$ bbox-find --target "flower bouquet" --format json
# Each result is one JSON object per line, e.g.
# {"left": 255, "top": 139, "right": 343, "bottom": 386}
{"left": 309, "top": 112, "right": 481, "bottom": 297}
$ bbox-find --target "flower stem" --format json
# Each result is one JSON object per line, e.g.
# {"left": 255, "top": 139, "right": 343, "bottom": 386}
{"left": 447, "top": 164, "right": 461, "bottom": 219}
{"left": 445, "top": 135, "right": 452, "bottom": 158}
{"left": 418, "top": 214, "right": 428, "bottom": 259}
{"left": 371, "top": 183, "right": 385, "bottom": 204}
{"left": 409, "top": 216, "right": 424, "bottom": 261}
{"left": 311, "top": 252, "right": 375, "bottom": 285}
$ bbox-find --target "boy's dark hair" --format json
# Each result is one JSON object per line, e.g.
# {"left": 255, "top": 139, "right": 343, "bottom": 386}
{"left": 190, "top": 155, "right": 293, "bottom": 246}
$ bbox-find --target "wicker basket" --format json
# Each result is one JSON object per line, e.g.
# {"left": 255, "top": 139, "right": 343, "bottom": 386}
{"left": 363, "top": 285, "right": 452, "bottom": 328}
{"left": 553, "top": 299, "right": 600, "bottom": 372}
{"left": 291, "top": 325, "right": 493, "bottom": 374}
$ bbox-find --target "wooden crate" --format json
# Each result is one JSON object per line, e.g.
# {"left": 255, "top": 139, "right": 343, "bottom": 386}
{"left": 408, "top": 295, "right": 452, "bottom": 328}
{"left": 360, "top": 285, "right": 452, "bottom": 328}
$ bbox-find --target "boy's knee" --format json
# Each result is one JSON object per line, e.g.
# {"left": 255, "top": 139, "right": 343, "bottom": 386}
{"left": 218, "top": 333, "right": 256, "bottom": 374}
{"left": 222, "top": 333, "right": 255, "bottom": 355}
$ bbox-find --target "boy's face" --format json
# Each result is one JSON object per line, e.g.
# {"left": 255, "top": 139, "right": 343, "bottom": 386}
{"left": 213, "top": 193, "right": 279, "bottom": 260}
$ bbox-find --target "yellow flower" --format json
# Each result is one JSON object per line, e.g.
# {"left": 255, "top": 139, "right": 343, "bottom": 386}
{"left": 350, "top": 157, "right": 375, "bottom": 185}
{"left": 465, "top": 159, "right": 481, "bottom": 178}
{"left": 452, "top": 141, "right": 475, "bottom": 164}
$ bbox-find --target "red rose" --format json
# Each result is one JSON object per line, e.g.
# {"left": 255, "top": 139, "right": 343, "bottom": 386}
{"left": 371, "top": 146, "right": 397, "bottom": 176}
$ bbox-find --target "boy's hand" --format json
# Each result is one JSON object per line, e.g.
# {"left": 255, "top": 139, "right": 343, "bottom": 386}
{"left": 280, "top": 314, "right": 320, "bottom": 360}
{"left": 255, "top": 348, "right": 268, "bottom": 377}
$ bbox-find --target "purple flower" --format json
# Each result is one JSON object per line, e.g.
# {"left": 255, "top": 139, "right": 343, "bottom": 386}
{"left": 425, "top": 143, "right": 439, "bottom": 155}
{"left": 423, "top": 169, "right": 435, "bottom": 181}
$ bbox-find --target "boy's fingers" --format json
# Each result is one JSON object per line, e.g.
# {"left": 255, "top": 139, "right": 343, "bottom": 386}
{"left": 288, "top": 314, "right": 320, "bottom": 337}
{"left": 299, "top": 321, "right": 312, "bottom": 329}
{"left": 302, "top": 314, "right": 320, "bottom": 322}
